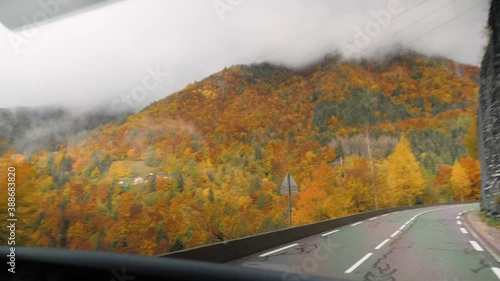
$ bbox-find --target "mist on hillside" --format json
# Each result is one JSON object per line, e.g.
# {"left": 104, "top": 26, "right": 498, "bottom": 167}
{"left": 0, "top": 0, "right": 488, "bottom": 112}
{"left": 0, "top": 106, "right": 129, "bottom": 154}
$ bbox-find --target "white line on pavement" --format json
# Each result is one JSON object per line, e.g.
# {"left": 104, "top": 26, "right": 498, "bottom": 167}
{"left": 469, "top": 241, "right": 484, "bottom": 252}
{"left": 375, "top": 239, "right": 390, "bottom": 250}
{"left": 491, "top": 267, "right": 500, "bottom": 280}
{"left": 456, "top": 216, "right": 460, "bottom": 219}
{"left": 345, "top": 253, "right": 373, "bottom": 274}
{"left": 381, "top": 214, "right": 388, "bottom": 217}
{"left": 321, "top": 230, "right": 339, "bottom": 237}
{"left": 460, "top": 228, "right": 468, "bottom": 234}
{"left": 259, "top": 243, "right": 299, "bottom": 257}
{"left": 351, "top": 222, "right": 363, "bottom": 226}
{"left": 457, "top": 221, "right": 462, "bottom": 225}
{"left": 390, "top": 230, "right": 400, "bottom": 237}
{"left": 369, "top": 217, "right": 377, "bottom": 221}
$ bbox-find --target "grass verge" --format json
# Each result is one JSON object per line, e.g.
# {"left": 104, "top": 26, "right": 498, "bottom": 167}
{"left": 479, "top": 211, "right": 500, "bottom": 229}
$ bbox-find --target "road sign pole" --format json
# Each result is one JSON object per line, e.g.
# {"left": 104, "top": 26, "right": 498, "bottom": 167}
{"left": 280, "top": 172, "right": 297, "bottom": 227}
{"left": 287, "top": 173, "right": 292, "bottom": 227}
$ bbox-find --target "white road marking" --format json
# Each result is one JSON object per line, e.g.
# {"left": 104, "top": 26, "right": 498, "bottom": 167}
{"left": 259, "top": 243, "right": 299, "bottom": 257}
{"left": 457, "top": 221, "right": 462, "bottom": 225}
{"left": 369, "top": 217, "right": 377, "bottom": 221}
{"left": 491, "top": 267, "right": 500, "bottom": 280}
{"left": 456, "top": 216, "right": 460, "bottom": 219}
{"left": 399, "top": 225, "right": 406, "bottom": 230}
{"left": 381, "top": 214, "right": 388, "bottom": 217}
{"left": 460, "top": 228, "right": 468, "bottom": 234}
{"left": 394, "top": 212, "right": 399, "bottom": 214}
{"left": 375, "top": 239, "right": 390, "bottom": 250}
{"left": 345, "top": 253, "right": 373, "bottom": 274}
{"left": 390, "top": 230, "right": 400, "bottom": 237}
{"left": 321, "top": 230, "right": 339, "bottom": 237}
{"left": 351, "top": 222, "right": 363, "bottom": 226}
{"left": 469, "top": 241, "right": 484, "bottom": 252}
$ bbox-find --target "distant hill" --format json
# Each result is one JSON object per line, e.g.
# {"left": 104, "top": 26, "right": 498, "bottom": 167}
{"left": 0, "top": 51, "right": 481, "bottom": 255}
{"left": 0, "top": 106, "right": 128, "bottom": 154}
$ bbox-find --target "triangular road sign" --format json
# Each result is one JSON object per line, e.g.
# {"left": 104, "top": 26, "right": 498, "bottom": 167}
{"left": 280, "top": 173, "right": 298, "bottom": 195}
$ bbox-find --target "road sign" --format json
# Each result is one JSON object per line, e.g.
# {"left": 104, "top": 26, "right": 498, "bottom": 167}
{"left": 280, "top": 174, "right": 298, "bottom": 195}
{"left": 280, "top": 173, "right": 298, "bottom": 227}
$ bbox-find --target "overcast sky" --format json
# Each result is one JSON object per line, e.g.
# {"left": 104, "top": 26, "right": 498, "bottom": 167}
{"left": 0, "top": 0, "right": 490, "bottom": 111}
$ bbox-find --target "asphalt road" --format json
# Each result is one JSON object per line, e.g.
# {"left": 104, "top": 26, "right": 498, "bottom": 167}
{"left": 230, "top": 203, "right": 500, "bottom": 281}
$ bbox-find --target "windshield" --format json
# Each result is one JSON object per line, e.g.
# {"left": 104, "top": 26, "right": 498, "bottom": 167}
{"left": 1, "top": 0, "right": 498, "bottom": 280}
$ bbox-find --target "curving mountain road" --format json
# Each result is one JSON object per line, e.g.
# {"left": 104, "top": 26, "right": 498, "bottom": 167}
{"left": 230, "top": 203, "right": 500, "bottom": 281}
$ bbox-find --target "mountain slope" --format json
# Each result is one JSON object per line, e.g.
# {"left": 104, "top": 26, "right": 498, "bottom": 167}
{"left": 0, "top": 51, "right": 481, "bottom": 255}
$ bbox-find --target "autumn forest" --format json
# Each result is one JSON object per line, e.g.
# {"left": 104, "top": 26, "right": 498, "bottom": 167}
{"left": 0, "top": 51, "right": 482, "bottom": 255}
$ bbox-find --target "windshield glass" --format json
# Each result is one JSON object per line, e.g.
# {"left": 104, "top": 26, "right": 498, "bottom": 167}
{"left": 1, "top": 1, "right": 498, "bottom": 280}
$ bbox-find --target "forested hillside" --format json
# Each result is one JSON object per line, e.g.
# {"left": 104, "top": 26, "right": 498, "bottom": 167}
{"left": 0, "top": 52, "right": 481, "bottom": 255}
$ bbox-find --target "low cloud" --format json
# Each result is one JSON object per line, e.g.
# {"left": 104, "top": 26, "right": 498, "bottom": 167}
{"left": 0, "top": 0, "right": 489, "bottom": 111}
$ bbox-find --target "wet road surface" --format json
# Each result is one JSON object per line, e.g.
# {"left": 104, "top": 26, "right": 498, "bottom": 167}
{"left": 230, "top": 203, "right": 500, "bottom": 281}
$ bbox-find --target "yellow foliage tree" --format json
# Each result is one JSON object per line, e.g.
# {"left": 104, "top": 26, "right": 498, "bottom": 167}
{"left": 90, "top": 166, "right": 100, "bottom": 179}
{"left": 67, "top": 221, "right": 90, "bottom": 249}
{"left": 459, "top": 157, "right": 481, "bottom": 200}
{"left": 343, "top": 157, "right": 373, "bottom": 212}
{"left": 464, "top": 115, "right": 478, "bottom": 159}
{"left": 387, "top": 134, "right": 424, "bottom": 206}
{"left": 450, "top": 161, "right": 471, "bottom": 202}
{"left": 109, "top": 161, "right": 132, "bottom": 179}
